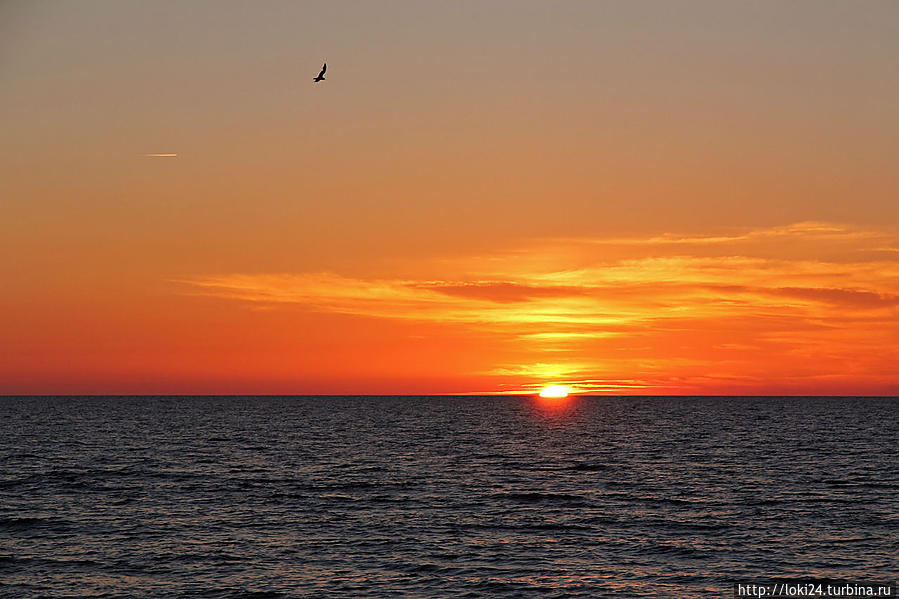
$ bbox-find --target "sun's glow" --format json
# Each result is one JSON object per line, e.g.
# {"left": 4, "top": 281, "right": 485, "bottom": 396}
{"left": 538, "top": 385, "right": 571, "bottom": 398}
{"left": 176, "top": 221, "right": 899, "bottom": 395}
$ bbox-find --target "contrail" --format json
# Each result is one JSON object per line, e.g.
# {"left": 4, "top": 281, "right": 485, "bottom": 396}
{"left": 143, "top": 153, "right": 178, "bottom": 157}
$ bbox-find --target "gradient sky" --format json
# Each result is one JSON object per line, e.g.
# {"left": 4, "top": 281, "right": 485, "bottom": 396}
{"left": 2, "top": 1, "right": 898, "bottom": 394}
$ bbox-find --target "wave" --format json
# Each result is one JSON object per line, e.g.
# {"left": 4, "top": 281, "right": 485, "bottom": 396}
{"left": 565, "top": 462, "right": 611, "bottom": 472}
{"left": 0, "top": 517, "right": 53, "bottom": 530}
{"left": 491, "top": 491, "right": 589, "bottom": 505}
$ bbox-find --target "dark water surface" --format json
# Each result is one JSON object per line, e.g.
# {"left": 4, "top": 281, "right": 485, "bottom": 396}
{"left": 1, "top": 396, "right": 896, "bottom": 598}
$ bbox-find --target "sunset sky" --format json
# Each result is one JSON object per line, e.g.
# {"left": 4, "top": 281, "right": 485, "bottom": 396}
{"left": 2, "top": 1, "right": 898, "bottom": 395}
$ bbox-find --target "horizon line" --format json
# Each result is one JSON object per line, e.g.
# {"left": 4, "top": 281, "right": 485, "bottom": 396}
{"left": 1, "top": 394, "right": 897, "bottom": 399}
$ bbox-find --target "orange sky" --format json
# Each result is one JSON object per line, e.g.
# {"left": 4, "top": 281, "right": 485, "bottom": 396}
{"left": 2, "top": 2, "right": 898, "bottom": 394}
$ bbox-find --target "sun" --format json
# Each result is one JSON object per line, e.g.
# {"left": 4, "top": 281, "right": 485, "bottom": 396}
{"left": 538, "top": 385, "right": 571, "bottom": 398}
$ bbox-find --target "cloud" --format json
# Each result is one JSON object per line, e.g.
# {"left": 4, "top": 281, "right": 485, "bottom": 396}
{"left": 178, "top": 222, "right": 899, "bottom": 393}
{"left": 409, "top": 281, "right": 589, "bottom": 303}
{"left": 764, "top": 287, "right": 899, "bottom": 309}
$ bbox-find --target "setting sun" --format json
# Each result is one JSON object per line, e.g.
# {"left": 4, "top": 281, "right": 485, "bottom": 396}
{"left": 538, "top": 385, "right": 571, "bottom": 398}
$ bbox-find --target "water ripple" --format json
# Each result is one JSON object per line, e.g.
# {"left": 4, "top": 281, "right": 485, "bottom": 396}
{"left": 1, "top": 395, "right": 896, "bottom": 598}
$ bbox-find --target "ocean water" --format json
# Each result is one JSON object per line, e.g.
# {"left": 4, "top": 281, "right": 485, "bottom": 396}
{"left": 0, "top": 396, "right": 896, "bottom": 598}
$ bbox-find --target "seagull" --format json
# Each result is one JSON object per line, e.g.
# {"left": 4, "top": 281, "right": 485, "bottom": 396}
{"left": 313, "top": 62, "right": 326, "bottom": 83}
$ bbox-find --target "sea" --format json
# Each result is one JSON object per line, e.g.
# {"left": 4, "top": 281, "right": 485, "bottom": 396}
{"left": 0, "top": 396, "right": 896, "bottom": 598}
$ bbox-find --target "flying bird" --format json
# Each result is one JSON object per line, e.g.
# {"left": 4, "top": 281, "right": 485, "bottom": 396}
{"left": 313, "top": 62, "right": 326, "bottom": 82}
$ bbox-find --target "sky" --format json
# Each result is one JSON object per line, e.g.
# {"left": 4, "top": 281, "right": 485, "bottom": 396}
{"left": 2, "top": 1, "right": 898, "bottom": 395}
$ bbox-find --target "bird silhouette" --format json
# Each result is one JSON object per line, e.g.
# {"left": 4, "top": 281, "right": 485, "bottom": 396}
{"left": 313, "top": 62, "right": 326, "bottom": 82}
